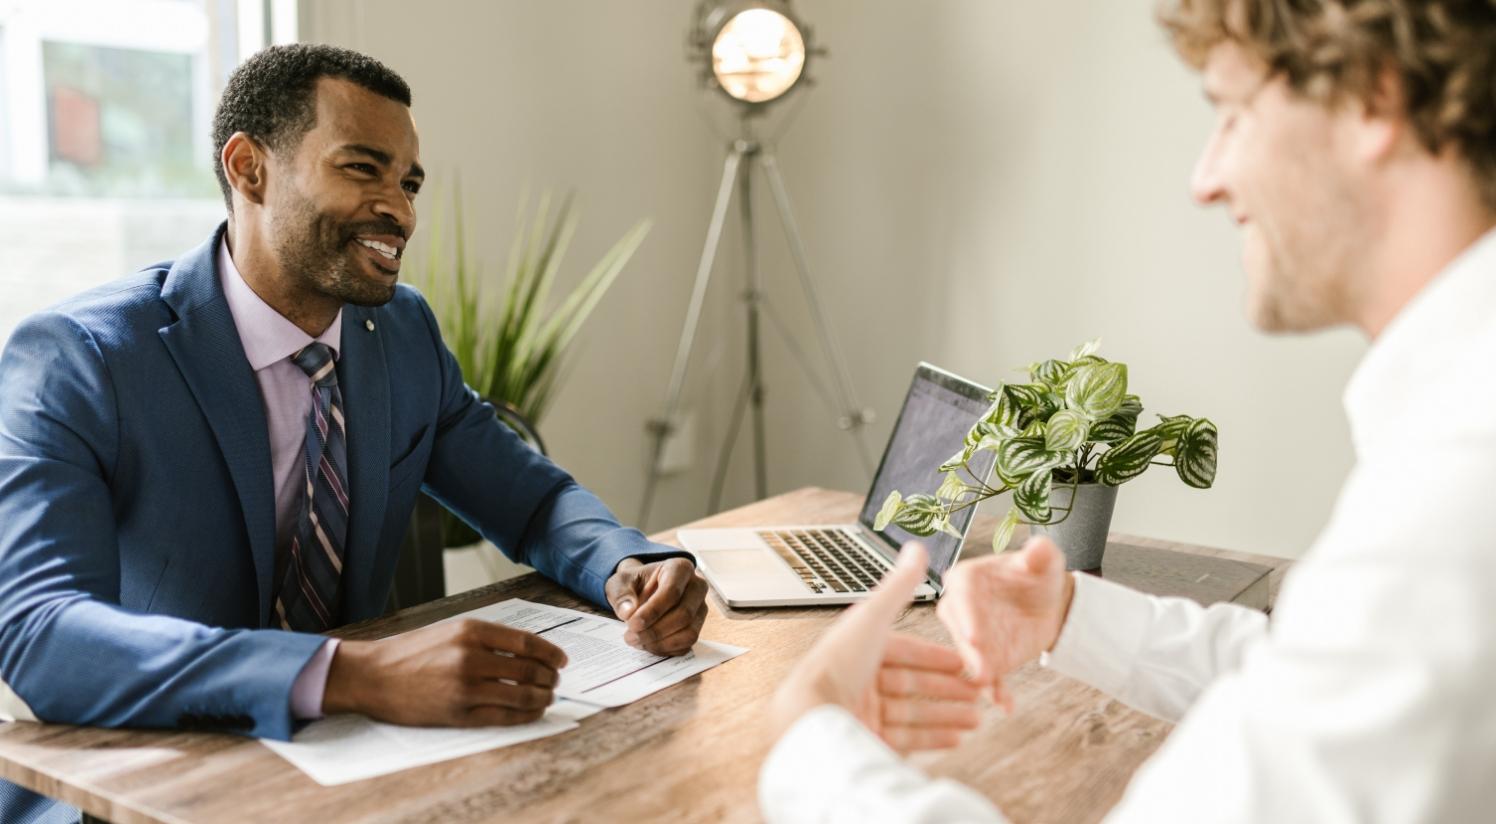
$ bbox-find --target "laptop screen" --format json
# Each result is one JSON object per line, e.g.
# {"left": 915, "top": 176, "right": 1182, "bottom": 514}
{"left": 858, "top": 364, "right": 995, "bottom": 587}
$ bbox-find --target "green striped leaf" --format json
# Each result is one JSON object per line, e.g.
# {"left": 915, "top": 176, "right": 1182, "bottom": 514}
{"left": 940, "top": 445, "right": 975, "bottom": 472}
{"left": 1030, "top": 358, "right": 1070, "bottom": 386}
{"left": 1092, "top": 394, "right": 1143, "bottom": 444}
{"left": 1037, "top": 389, "right": 1064, "bottom": 421}
{"left": 1065, "top": 363, "right": 1128, "bottom": 420}
{"left": 1004, "top": 383, "right": 1049, "bottom": 408}
{"left": 935, "top": 516, "right": 964, "bottom": 539}
{"left": 994, "top": 437, "right": 1070, "bottom": 486}
{"left": 936, "top": 470, "right": 972, "bottom": 502}
{"left": 979, "top": 390, "right": 1025, "bottom": 439}
{"left": 892, "top": 493, "right": 945, "bottom": 535}
{"left": 1045, "top": 409, "right": 1089, "bottom": 452}
{"left": 992, "top": 508, "right": 1021, "bottom": 553}
{"left": 1152, "top": 414, "right": 1192, "bottom": 454}
{"left": 873, "top": 490, "right": 902, "bottom": 531}
{"left": 1014, "top": 469, "right": 1053, "bottom": 523}
{"left": 966, "top": 418, "right": 1004, "bottom": 450}
{"left": 1095, "top": 430, "right": 1163, "bottom": 486}
{"left": 1175, "top": 418, "right": 1219, "bottom": 489}
{"left": 1068, "top": 337, "right": 1102, "bottom": 361}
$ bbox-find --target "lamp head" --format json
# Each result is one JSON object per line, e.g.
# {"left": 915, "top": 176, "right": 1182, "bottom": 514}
{"left": 689, "top": 0, "right": 819, "bottom": 110}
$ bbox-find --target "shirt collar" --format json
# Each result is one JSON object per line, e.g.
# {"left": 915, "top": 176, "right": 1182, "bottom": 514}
{"left": 218, "top": 236, "right": 342, "bottom": 372}
{"left": 1343, "top": 226, "right": 1496, "bottom": 451}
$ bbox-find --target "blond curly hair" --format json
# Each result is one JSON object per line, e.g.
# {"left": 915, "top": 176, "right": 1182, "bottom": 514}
{"left": 1158, "top": 0, "right": 1496, "bottom": 210}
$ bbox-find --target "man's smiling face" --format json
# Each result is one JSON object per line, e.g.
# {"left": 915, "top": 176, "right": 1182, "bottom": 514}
{"left": 265, "top": 76, "right": 424, "bottom": 308}
{"left": 1190, "top": 41, "right": 1369, "bottom": 333}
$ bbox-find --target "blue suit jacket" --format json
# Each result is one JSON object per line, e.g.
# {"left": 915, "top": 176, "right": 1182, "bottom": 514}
{"left": 0, "top": 224, "right": 674, "bottom": 752}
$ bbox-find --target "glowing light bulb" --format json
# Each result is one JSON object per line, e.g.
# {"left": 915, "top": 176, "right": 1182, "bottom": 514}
{"left": 711, "top": 8, "right": 806, "bottom": 104}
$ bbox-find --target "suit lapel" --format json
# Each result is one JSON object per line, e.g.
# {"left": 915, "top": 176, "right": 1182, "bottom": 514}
{"left": 157, "top": 224, "right": 278, "bottom": 625}
{"left": 336, "top": 304, "right": 391, "bottom": 618}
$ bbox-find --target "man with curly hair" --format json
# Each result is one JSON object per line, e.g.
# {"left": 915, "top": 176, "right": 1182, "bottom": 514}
{"left": 762, "top": 1, "right": 1496, "bottom": 821}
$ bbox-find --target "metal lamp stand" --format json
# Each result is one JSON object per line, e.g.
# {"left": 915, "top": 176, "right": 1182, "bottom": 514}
{"left": 637, "top": 117, "right": 875, "bottom": 528}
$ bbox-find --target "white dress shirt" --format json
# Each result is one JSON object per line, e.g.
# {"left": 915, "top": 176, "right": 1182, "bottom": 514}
{"left": 759, "top": 228, "right": 1496, "bottom": 823}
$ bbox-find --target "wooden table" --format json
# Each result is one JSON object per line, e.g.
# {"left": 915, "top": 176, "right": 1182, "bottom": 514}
{"left": 0, "top": 487, "right": 1288, "bottom": 823}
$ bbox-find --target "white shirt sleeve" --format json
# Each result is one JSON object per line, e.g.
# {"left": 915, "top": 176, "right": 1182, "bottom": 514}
{"left": 1094, "top": 450, "right": 1496, "bottom": 823}
{"left": 759, "top": 705, "right": 1007, "bottom": 824}
{"left": 1042, "top": 571, "right": 1269, "bottom": 723}
{"left": 759, "top": 237, "right": 1496, "bottom": 822}
{"left": 756, "top": 578, "right": 1272, "bottom": 824}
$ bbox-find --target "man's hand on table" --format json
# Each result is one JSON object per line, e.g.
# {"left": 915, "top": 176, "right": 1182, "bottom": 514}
{"left": 322, "top": 619, "right": 568, "bottom": 726}
{"left": 935, "top": 536, "right": 1075, "bottom": 710}
{"left": 769, "top": 543, "right": 983, "bottom": 753}
{"left": 605, "top": 557, "right": 709, "bottom": 656}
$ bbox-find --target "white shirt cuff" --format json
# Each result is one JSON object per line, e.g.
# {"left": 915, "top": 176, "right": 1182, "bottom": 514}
{"left": 1041, "top": 572, "right": 1155, "bottom": 697}
{"left": 289, "top": 638, "right": 340, "bottom": 720}
{"left": 759, "top": 705, "right": 1004, "bottom": 824}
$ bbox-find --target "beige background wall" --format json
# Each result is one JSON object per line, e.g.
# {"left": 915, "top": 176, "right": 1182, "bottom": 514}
{"left": 303, "top": 0, "right": 1367, "bottom": 566}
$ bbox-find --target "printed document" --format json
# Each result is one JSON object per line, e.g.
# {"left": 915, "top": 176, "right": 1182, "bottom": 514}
{"left": 263, "top": 599, "right": 746, "bottom": 785}
{"left": 458, "top": 599, "right": 747, "bottom": 707}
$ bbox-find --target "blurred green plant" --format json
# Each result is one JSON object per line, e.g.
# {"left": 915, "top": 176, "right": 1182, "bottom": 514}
{"left": 413, "top": 185, "right": 652, "bottom": 547}
{"left": 875, "top": 339, "right": 1219, "bottom": 554}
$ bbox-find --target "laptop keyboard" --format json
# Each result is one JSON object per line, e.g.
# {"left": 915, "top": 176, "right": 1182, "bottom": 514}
{"left": 757, "top": 529, "right": 891, "bottom": 595}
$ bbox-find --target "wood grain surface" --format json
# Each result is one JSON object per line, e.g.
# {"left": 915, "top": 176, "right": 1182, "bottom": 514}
{"left": 0, "top": 487, "right": 1289, "bottom": 824}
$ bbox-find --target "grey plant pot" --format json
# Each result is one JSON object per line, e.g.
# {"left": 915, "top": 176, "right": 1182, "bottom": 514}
{"left": 1031, "top": 481, "right": 1119, "bottom": 571}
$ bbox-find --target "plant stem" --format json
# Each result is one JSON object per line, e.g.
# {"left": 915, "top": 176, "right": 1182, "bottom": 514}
{"left": 959, "top": 462, "right": 1006, "bottom": 496}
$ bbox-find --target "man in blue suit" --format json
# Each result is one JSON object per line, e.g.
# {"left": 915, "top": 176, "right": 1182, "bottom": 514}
{"left": 0, "top": 44, "right": 708, "bottom": 822}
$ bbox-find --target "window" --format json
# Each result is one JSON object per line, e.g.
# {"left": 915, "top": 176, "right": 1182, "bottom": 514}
{"left": 0, "top": 0, "right": 296, "bottom": 344}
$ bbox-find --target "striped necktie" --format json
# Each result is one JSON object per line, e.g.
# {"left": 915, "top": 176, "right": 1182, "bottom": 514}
{"left": 273, "top": 342, "right": 350, "bottom": 632}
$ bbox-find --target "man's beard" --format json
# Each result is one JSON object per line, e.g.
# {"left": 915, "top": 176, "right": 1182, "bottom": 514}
{"left": 270, "top": 189, "right": 401, "bottom": 309}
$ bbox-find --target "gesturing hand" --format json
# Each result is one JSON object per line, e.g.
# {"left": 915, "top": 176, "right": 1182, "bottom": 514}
{"left": 770, "top": 543, "right": 983, "bottom": 753}
{"left": 935, "top": 536, "right": 1074, "bottom": 709}
{"left": 323, "top": 618, "right": 569, "bottom": 727}
{"left": 605, "top": 557, "right": 710, "bottom": 656}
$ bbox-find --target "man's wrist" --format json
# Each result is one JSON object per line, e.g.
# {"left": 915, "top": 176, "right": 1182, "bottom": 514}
{"left": 322, "top": 639, "right": 374, "bottom": 716}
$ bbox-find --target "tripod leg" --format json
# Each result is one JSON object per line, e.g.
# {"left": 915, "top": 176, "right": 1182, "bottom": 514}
{"left": 708, "top": 368, "right": 754, "bottom": 514}
{"left": 637, "top": 147, "right": 746, "bottom": 527}
{"left": 740, "top": 151, "right": 769, "bottom": 500}
{"left": 759, "top": 149, "right": 877, "bottom": 476}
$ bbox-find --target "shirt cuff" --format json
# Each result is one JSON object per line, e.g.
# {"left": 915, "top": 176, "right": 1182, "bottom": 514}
{"left": 759, "top": 705, "right": 1004, "bottom": 824}
{"left": 1041, "top": 571, "right": 1155, "bottom": 697}
{"left": 760, "top": 705, "right": 899, "bottom": 824}
{"left": 290, "top": 638, "right": 340, "bottom": 720}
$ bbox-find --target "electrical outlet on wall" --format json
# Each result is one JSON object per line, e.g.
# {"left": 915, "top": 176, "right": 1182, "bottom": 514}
{"left": 656, "top": 410, "right": 697, "bottom": 475}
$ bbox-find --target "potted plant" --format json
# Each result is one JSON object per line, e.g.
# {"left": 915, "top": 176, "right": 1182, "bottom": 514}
{"left": 414, "top": 186, "right": 652, "bottom": 550}
{"left": 874, "top": 340, "right": 1219, "bottom": 570}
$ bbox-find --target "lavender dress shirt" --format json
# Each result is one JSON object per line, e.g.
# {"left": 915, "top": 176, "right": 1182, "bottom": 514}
{"left": 217, "top": 238, "right": 340, "bottom": 720}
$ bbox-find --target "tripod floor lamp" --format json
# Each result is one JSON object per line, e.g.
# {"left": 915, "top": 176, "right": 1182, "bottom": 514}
{"left": 637, "top": 0, "right": 875, "bottom": 528}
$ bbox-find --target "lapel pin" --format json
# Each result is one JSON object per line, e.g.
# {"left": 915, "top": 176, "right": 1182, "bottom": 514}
{"left": 365, "top": 319, "right": 375, "bottom": 332}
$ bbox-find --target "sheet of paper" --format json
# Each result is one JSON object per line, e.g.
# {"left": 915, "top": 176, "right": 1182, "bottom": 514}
{"left": 262, "top": 710, "right": 577, "bottom": 786}
{"left": 456, "top": 598, "right": 749, "bottom": 707}
{"left": 264, "top": 598, "right": 747, "bottom": 785}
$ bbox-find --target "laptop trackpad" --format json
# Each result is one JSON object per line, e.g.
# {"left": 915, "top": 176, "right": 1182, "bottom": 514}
{"left": 704, "top": 549, "right": 786, "bottom": 576}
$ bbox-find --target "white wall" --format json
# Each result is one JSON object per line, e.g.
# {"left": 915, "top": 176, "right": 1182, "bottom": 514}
{"left": 304, "top": 1, "right": 1368, "bottom": 562}
{"left": 302, "top": 0, "right": 747, "bottom": 539}
{"left": 759, "top": 0, "right": 1365, "bottom": 559}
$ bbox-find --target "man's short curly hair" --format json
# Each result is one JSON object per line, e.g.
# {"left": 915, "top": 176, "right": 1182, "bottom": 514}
{"left": 211, "top": 44, "right": 412, "bottom": 211}
{"left": 1158, "top": 0, "right": 1496, "bottom": 210}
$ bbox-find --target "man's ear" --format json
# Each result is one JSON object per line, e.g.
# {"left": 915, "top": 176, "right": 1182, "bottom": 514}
{"left": 1353, "top": 63, "right": 1409, "bottom": 165}
{"left": 221, "top": 132, "right": 270, "bottom": 207}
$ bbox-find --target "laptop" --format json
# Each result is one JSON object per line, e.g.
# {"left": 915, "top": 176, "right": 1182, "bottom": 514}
{"left": 678, "top": 363, "right": 995, "bottom": 607}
